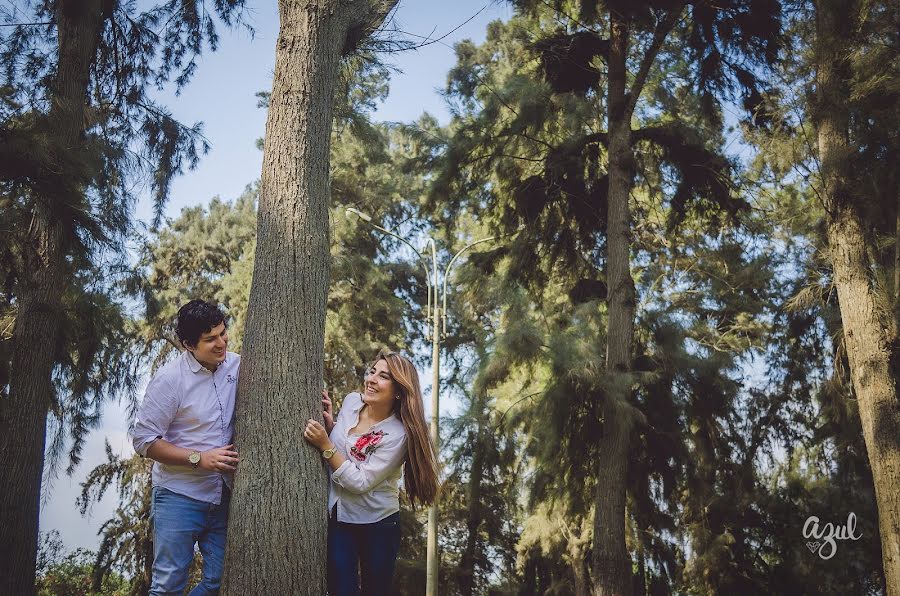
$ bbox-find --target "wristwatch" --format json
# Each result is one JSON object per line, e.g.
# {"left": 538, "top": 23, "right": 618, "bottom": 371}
{"left": 188, "top": 451, "right": 201, "bottom": 468}
{"left": 321, "top": 446, "right": 337, "bottom": 460}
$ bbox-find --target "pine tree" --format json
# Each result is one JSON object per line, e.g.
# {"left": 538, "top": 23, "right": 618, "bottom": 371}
{"left": 0, "top": 2, "right": 249, "bottom": 590}
{"left": 429, "top": 2, "right": 781, "bottom": 590}
{"left": 743, "top": 0, "right": 900, "bottom": 588}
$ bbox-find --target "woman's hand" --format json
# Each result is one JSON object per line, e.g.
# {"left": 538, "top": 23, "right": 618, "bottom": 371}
{"left": 304, "top": 419, "right": 333, "bottom": 451}
{"left": 322, "top": 390, "right": 334, "bottom": 433}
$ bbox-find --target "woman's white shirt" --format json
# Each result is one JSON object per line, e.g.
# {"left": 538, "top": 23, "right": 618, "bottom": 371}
{"left": 328, "top": 392, "right": 407, "bottom": 523}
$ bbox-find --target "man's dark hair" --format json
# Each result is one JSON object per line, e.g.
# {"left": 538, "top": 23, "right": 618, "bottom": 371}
{"left": 175, "top": 300, "right": 227, "bottom": 348}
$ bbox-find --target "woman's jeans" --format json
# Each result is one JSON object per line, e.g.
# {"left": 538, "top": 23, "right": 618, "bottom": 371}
{"left": 328, "top": 511, "right": 401, "bottom": 596}
{"left": 150, "top": 486, "right": 230, "bottom": 596}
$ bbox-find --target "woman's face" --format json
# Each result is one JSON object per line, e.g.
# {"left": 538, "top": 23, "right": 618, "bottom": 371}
{"left": 363, "top": 358, "right": 399, "bottom": 408}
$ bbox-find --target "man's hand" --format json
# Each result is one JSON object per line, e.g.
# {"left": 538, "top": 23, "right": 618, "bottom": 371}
{"left": 304, "top": 420, "right": 333, "bottom": 451}
{"left": 200, "top": 444, "right": 240, "bottom": 472}
{"left": 322, "top": 390, "right": 334, "bottom": 433}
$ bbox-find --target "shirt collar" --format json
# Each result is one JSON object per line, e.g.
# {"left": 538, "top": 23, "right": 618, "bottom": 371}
{"left": 185, "top": 350, "right": 226, "bottom": 374}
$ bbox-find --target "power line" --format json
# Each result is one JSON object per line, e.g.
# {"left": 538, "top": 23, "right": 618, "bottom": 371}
{"left": 1, "top": 0, "right": 21, "bottom": 16}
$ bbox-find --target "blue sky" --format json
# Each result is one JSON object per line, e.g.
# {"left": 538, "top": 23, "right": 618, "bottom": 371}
{"left": 41, "top": 0, "right": 512, "bottom": 556}
{"left": 134, "top": 0, "right": 513, "bottom": 224}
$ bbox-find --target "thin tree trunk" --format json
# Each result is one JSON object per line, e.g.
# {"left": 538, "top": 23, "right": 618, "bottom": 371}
{"left": 221, "top": 1, "right": 397, "bottom": 593}
{"left": 636, "top": 525, "right": 646, "bottom": 596}
{"left": 459, "top": 423, "right": 485, "bottom": 595}
{"left": 592, "top": 10, "right": 636, "bottom": 596}
{"left": 894, "top": 193, "right": 899, "bottom": 303}
{"left": 816, "top": 0, "right": 900, "bottom": 591}
{"left": 0, "top": 2, "right": 104, "bottom": 593}
{"left": 573, "top": 557, "right": 591, "bottom": 596}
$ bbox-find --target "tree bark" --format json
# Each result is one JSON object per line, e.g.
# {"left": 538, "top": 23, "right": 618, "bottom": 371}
{"left": 0, "top": 2, "right": 104, "bottom": 593}
{"left": 221, "top": 1, "right": 397, "bottom": 593}
{"left": 816, "top": 0, "right": 900, "bottom": 591}
{"left": 459, "top": 396, "right": 488, "bottom": 595}
{"left": 592, "top": 10, "right": 636, "bottom": 596}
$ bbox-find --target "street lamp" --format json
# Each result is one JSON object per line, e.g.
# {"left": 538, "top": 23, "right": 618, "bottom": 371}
{"left": 345, "top": 208, "right": 495, "bottom": 596}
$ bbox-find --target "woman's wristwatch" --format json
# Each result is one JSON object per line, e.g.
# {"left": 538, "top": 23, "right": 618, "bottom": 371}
{"left": 321, "top": 446, "right": 337, "bottom": 459}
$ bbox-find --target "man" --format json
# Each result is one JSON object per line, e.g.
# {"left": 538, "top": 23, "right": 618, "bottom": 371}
{"left": 132, "top": 299, "right": 240, "bottom": 595}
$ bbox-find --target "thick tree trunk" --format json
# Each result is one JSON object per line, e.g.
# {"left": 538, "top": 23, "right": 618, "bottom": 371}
{"left": 221, "top": 1, "right": 397, "bottom": 593}
{"left": 827, "top": 210, "right": 900, "bottom": 593}
{"left": 816, "top": 1, "right": 900, "bottom": 591}
{"left": 0, "top": 2, "right": 104, "bottom": 593}
{"left": 592, "top": 11, "right": 636, "bottom": 596}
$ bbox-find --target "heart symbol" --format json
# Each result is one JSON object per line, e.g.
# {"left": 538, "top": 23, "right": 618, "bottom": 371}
{"left": 806, "top": 541, "right": 821, "bottom": 553}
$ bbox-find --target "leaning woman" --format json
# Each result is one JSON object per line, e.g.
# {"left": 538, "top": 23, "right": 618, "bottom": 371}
{"left": 303, "top": 349, "right": 439, "bottom": 595}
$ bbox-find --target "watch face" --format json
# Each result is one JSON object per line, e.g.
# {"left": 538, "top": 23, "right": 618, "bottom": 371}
{"left": 189, "top": 452, "right": 201, "bottom": 464}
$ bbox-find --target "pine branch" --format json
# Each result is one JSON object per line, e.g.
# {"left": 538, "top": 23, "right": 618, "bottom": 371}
{"left": 625, "top": 8, "right": 685, "bottom": 118}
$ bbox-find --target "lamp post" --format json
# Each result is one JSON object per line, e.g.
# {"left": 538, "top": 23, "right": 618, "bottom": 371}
{"left": 345, "top": 208, "right": 495, "bottom": 596}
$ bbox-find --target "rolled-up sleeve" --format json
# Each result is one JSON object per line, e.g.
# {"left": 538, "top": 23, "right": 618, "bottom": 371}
{"left": 332, "top": 431, "right": 408, "bottom": 495}
{"left": 131, "top": 374, "right": 179, "bottom": 457}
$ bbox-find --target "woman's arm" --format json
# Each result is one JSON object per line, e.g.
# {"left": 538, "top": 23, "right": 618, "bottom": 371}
{"left": 304, "top": 419, "right": 345, "bottom": 471}
{"left": 303, "top": 419, "right": 407, "bottom": 494}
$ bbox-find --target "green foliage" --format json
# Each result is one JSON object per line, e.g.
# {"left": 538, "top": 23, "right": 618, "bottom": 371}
{"left": 0, "top": 0, "right": 252, "bottom": 490}
{"left": 424, "top": 0, "right": 888, "bottom": 592}
{"left": 77, "top": 444, "right": 154, "bottom": 595}
{"left": 129, "top": 117, "right": 434, "bottom": 393}
{"left": 43, "top": 1, "right": 894, "bottom": 593}
{"left": 439, "top": 389, "right": 523, "bottom": 594}
{"left": 36, "top": 532, "right": 128, "bottom": 596}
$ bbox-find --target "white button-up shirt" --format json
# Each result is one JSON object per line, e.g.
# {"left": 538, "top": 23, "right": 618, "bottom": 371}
{"left": 131, "top": 350, "right": 239, "bottom": 505}
{"left": 328, "top": 392, "right": 408, "bottom": 523}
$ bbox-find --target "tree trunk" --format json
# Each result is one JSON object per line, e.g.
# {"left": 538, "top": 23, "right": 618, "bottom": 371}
{"left": 592, "top": 10, "right": 636, "bottom": 596}
{"left": 221, "top": 1, "right": 397, "bottom": 593}
{"left": 459, "top": 398, "right": 488, "bottom": 596}
{"left": 827, "top": 208, "right": 900, "bottom": 593}
{"left": 816, "top": 1, "right": 900, "bottom": 591}
{"left": 0, "top": 2, "right": 104, "bottom": 593}
{"left": 459, "top": 432, "right": 483, "bottom": 595}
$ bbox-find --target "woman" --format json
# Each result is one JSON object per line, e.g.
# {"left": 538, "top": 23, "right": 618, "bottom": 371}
{"left": 303, "top": 349, "right": 439, "bottom": 595}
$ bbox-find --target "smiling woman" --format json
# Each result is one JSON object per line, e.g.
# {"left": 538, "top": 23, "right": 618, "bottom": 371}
{"left": 303, "top": 348, "right": 439, "bottom": 595}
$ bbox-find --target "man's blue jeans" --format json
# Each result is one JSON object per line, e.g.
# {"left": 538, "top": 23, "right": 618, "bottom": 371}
{"left": 327, "top": 511, "right": 401, "bottom": 596}
{"left": 150, "top": 486, "right": 230, "bottom": 596}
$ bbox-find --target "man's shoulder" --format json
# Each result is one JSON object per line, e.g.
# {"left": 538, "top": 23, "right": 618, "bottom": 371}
{"left": 152, "top": 350, "right": 188, "bottom": 381}
{"left": 144, "top": 352, "right": 188, "bottom": 400}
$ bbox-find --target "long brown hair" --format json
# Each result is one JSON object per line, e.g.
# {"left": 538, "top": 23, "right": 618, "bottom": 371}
{"left": 372, "top": 349, "right": 439, "bottom": 508}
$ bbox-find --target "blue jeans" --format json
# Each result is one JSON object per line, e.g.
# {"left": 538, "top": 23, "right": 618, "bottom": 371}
{"left": 150, "top": 486, "right": 230, "bottom": 596}
{"left": 328, "top": 511, "right": 401, "bottom": 596}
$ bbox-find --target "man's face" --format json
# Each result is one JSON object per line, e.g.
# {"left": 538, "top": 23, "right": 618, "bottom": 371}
{"left": 187, "top": 322, "right": 228, "bottom": 369}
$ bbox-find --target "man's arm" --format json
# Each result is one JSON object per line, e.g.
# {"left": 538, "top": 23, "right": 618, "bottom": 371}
{"left": 131, "top": 374, "right": 178, "bottom": 457}
{"left": 147, "top": 439, "right": 239, "bottom": 472}
{"left": 132, "top": 369, "right": 239, "bottom": 472}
